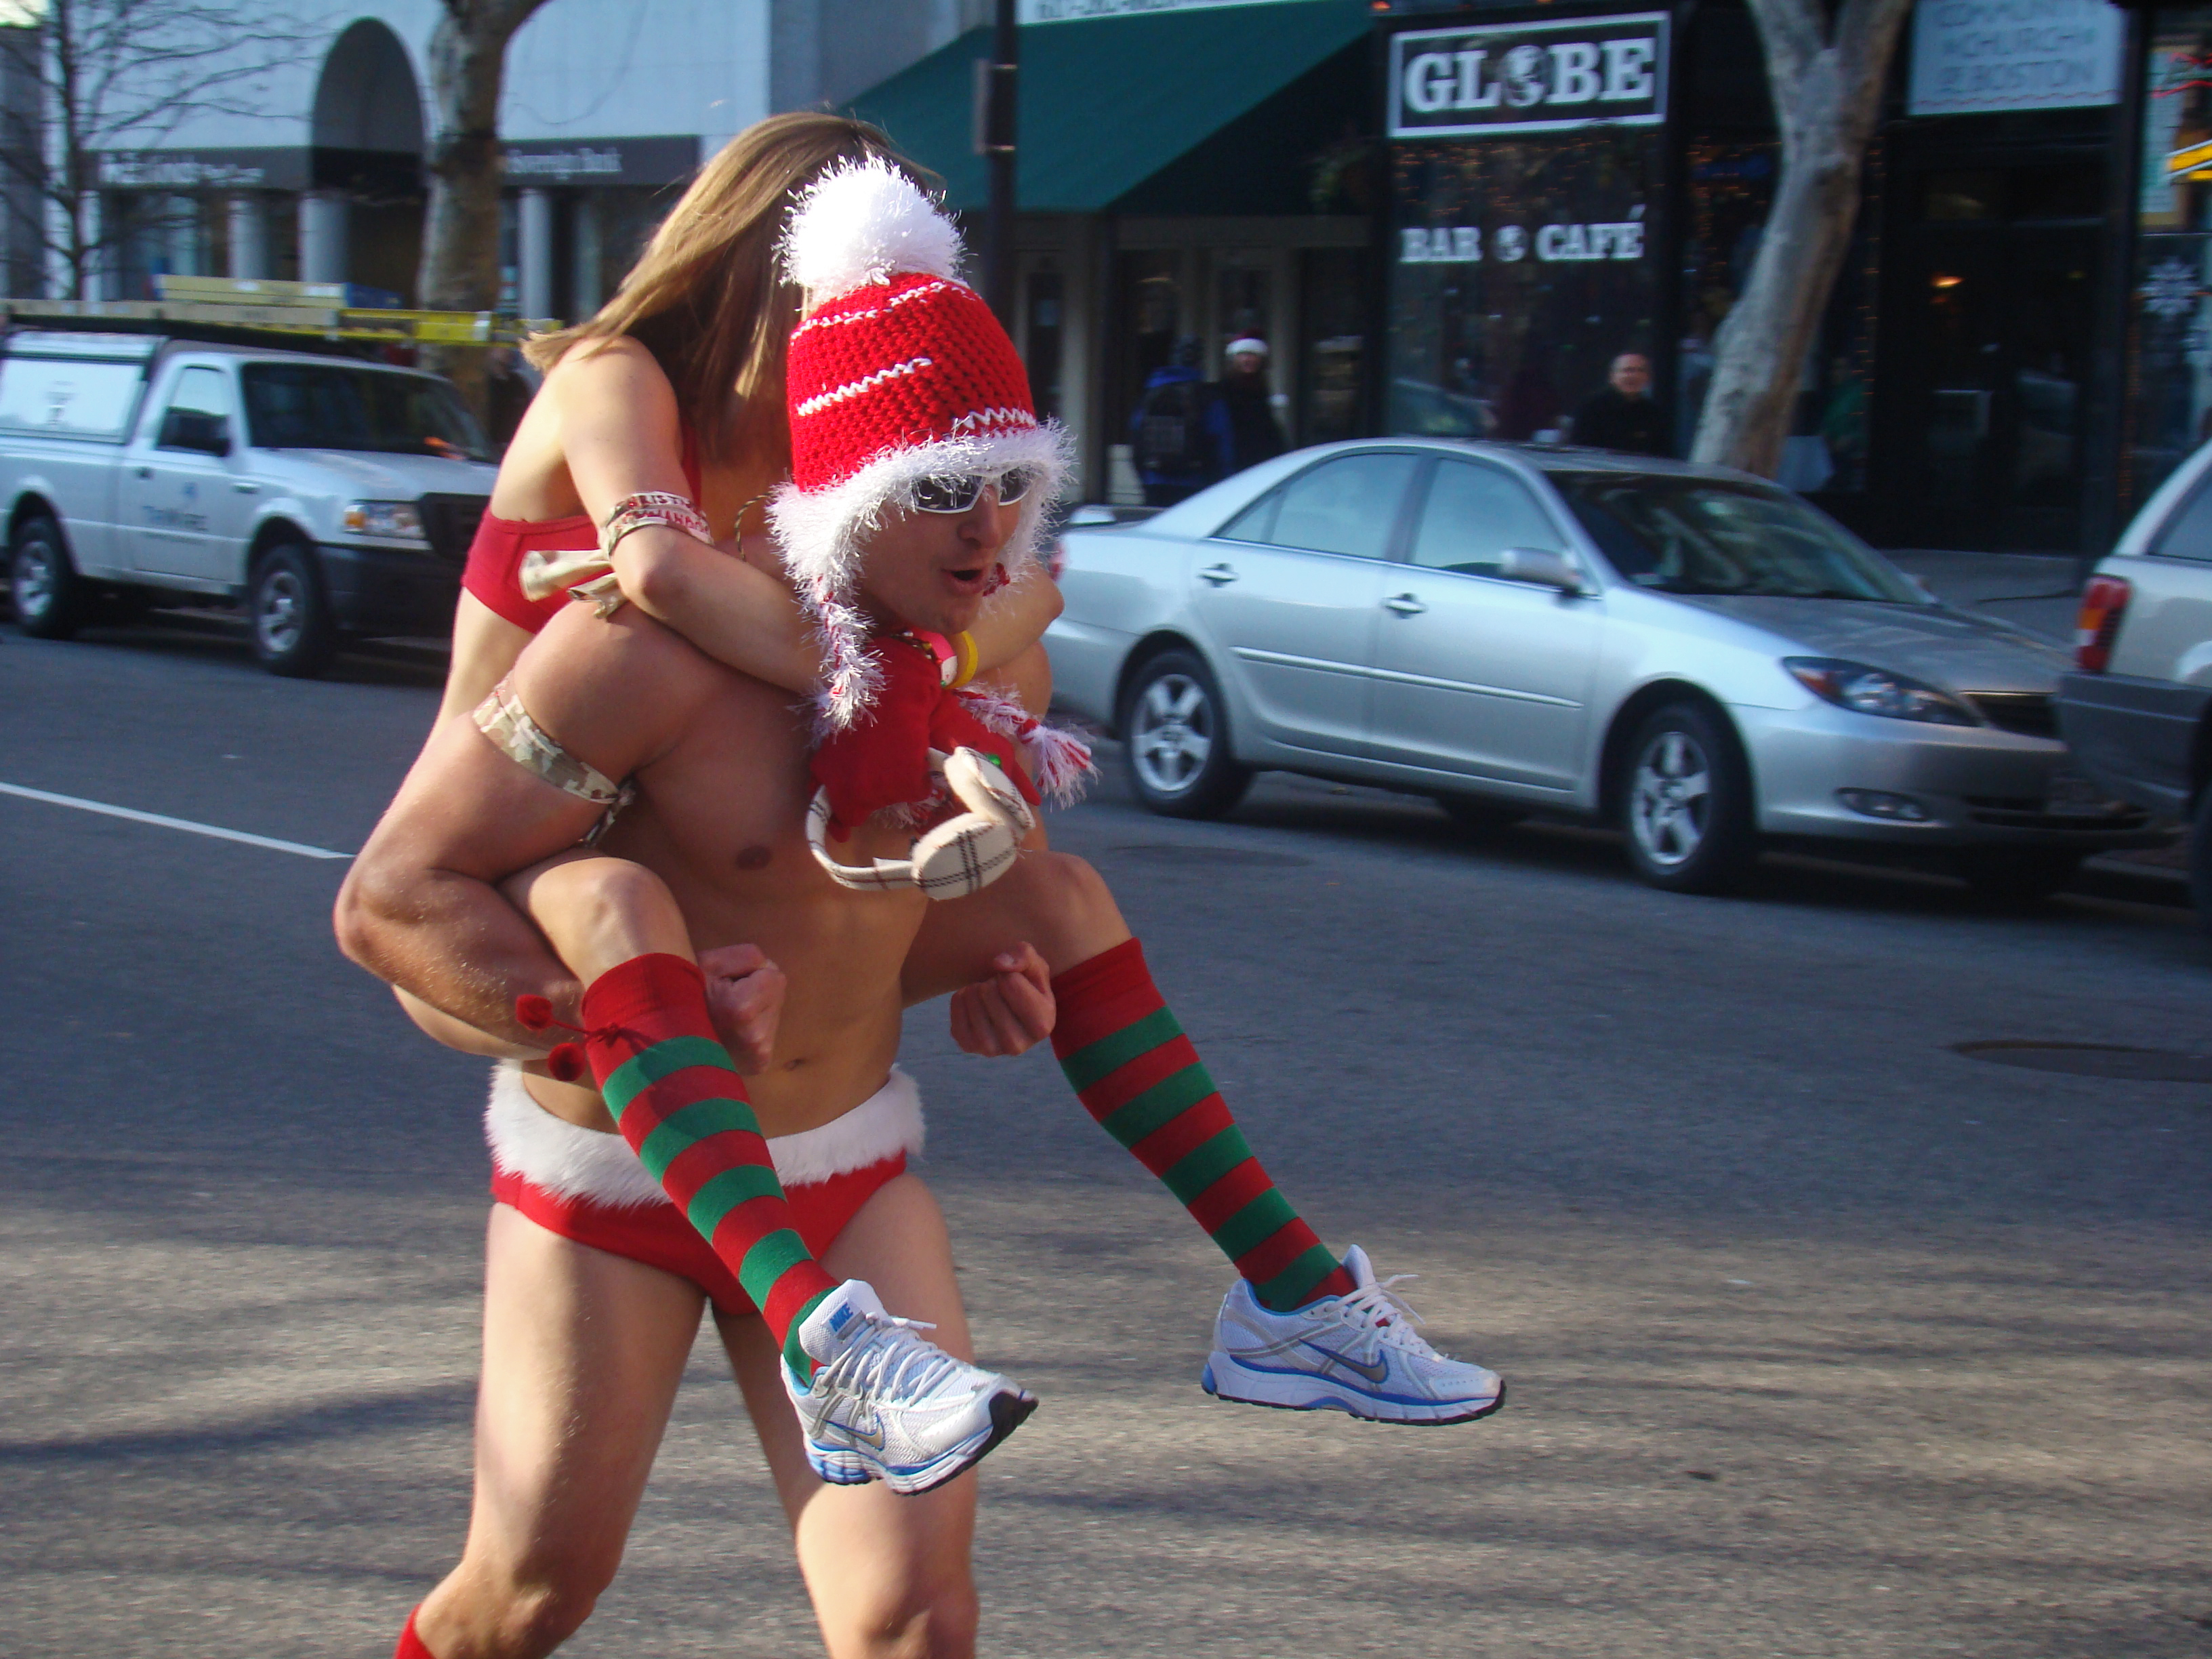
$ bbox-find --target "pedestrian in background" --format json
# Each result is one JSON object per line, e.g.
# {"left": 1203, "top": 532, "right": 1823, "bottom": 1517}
{"left": 1130, "top": 337, "right": 1218, "bottom": 506}
{"left": 1212, "top": 336, "right": 1288, "bottom": 477}
{"left": 1569, "top": 351, "right": 1673, "bottom": 457}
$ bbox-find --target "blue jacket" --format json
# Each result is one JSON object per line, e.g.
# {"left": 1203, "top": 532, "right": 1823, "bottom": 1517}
{"left": 1130, "top": 366, "right": 1234, "bottom": 483}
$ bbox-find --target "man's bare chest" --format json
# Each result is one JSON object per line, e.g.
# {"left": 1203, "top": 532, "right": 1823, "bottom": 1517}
{"left": 599, "top": 674, "right": 926, "bottom": 935}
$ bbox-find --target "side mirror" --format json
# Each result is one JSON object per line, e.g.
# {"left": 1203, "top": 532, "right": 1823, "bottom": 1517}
{"left": 1499, "top": 546, "right": 1586, "bottom": 594}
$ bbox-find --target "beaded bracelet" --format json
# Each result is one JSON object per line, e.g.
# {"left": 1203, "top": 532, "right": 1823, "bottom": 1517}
{"left": 519, "top": 491, "right": 717, "bottom": 615}
{"left": 599, "top": 491, "right": 715, "bottom": 560}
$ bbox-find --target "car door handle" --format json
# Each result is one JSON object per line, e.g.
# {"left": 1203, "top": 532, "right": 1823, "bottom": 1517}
{"left": 134, "top": 466, "right": 152, "bottom": 479}
{"left": 233, "top": 481, "right": 258, "bottom": 493}
{"left": 1198, "top": 562, "right": 1238, "bottom": 586}
{"left": 1384, "top": 592, "right": 1427, "bottom": 615}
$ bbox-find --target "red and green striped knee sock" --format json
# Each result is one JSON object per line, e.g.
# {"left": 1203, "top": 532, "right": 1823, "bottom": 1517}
{"left": 575, "top": 954, "right": 838, "bottom": 1378}
{"left": 1049, "top": 939, "right": 1355, "bottom": 1311}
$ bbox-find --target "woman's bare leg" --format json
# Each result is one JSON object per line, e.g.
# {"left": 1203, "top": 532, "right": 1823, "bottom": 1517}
{"left": 720, "top": 1174, "right": 981, "bottom": 1659}
{"left": 501, "top": 853, "right": 784, "bottom": 1070}
{"left": 503, "top": 853, "right": 695, "bottom": 984}
{"left": 413, "top": 1205, "right": 706, "bottom": 1659}
{"left": 901, "top": 848, "right": 1130, "bottom": 1006}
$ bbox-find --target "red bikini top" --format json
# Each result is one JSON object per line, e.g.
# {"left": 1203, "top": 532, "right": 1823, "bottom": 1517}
{"left": 463, "top": 429, "right": 707, "bottom": 634}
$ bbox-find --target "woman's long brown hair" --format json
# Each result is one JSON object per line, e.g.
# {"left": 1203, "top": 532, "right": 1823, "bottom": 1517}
{"left": 525, "top": 112, "right": 926, "bottom": 477}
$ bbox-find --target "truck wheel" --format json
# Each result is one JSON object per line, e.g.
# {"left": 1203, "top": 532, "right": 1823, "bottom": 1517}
{"left": 1120, "top": 648, "right": 1252, "bottom": 819}
{"left": 250, "top": 542, "right": 337, "bottom": 678}
{"left": 10, "top": 516, "right": 87, "bottom": 640}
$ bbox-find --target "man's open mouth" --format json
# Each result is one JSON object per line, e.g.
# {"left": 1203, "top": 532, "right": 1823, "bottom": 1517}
{"left": 942, "top": 565, "right": 989, "bottom": 595}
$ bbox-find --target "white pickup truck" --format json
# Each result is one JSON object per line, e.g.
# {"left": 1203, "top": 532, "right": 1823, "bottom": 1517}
{"left": 1, "top": 330, "right": 500, "bottom": 675}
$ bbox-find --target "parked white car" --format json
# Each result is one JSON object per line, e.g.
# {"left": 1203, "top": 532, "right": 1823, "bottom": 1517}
{"left": 2, "top": 331, "right": 498, "bottom": 674}
{"left": 1048, "top": 440, "right": 2164, "bottom": 898}
{"left": 2057, "top": 436, "right": 2212, "bottom": 928}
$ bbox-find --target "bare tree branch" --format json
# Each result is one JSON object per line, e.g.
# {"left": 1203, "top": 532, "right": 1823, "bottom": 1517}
{"left": 1, "top": 0, "right": 318, "bottom": 298}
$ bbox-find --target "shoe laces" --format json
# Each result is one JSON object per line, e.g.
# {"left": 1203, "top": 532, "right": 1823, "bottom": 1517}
{"left": 1333, "top": 1272, "right": 1441, "bottom": 1357}
{"left": 820, "top": 1309, "right": 975, "bottom": 1403}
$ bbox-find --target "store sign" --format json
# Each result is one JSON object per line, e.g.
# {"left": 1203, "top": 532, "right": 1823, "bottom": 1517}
{"left": 1389, "top": 14, "right": 1668, "bottom": 140}
{"left": 1907, "top": 0, "right": 2124, "bottom": 115}
{"left": 1019, "top": 0, "right": 1327, "bottom": 18}
{"left": 1399, "top": 218, "right": 1647, "bottom": 264}
{"left": 99, "top": 148, "right": 308, "bottom": 191}
{"left": 503, "top": 136, "right": 700, "bottom": 187}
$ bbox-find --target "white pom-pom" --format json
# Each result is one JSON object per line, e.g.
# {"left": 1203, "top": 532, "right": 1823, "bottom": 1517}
{"left": 783, "top": 159, "right": 963, "bottom": 300}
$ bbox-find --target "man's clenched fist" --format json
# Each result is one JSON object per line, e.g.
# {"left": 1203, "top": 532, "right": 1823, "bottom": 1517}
{"left": 948, "top": 943, "right": 1055, "bottom": 1057}
{"left": 700, "top": 942, "right": 786, "bottom": 1073}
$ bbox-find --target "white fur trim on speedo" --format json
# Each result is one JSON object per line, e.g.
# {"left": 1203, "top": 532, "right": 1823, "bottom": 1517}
{"left": 783, "top": 160, "right": 962, "bottom": 302}
{"left": 484, "top": 1062, "right": 926, "bottom": 1207}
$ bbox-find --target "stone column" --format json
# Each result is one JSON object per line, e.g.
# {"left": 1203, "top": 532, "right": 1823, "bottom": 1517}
{"left": 226, "top": 194, "right": 268, "bottom": 281}
{"left": 570, "top": 191, "right": 602, "bottom": 319}
{"left": 517, "top": 187, "right": 554, "bottom": 320}
{"left": 297, "top": 190, "right": 348, "bottom": 285}
{"left": 162, "top": 194, "right": 200, "bottom": 281}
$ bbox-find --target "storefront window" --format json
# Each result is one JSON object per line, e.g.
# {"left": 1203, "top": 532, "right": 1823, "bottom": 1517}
{"left": 2128, "top": 7, "right": 2212, "bottom": 508}
{"left": 1300, "top": 247, "right": 1370, "bottom": 444}
{"left": 1388, "top": 131, "right": 1663, "bottom": 447}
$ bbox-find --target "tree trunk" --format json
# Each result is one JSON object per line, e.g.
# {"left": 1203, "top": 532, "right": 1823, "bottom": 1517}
{"left": 1689, "top": 0, "right": 1912, "bottom": 477}
{"left": 415, "top": 0, "right": 547, "bottom": 413}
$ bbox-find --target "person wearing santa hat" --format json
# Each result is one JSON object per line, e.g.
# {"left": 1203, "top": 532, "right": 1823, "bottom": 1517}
{"left": 395, "top": 145, "right": 1505, "bottom": 1449}
{"left": 346, "top": 134, "right": 1504, "bottom": 1659}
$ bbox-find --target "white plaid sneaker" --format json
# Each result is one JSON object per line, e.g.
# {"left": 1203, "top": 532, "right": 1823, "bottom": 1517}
{"left": 1202, "top": 1246, "right": 1504, "bottom": 1425}
{"left": 781, "top": 1280, "right": 1038, "bottom": 1494}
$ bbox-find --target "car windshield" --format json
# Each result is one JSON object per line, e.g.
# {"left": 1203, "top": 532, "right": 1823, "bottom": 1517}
{"left": 1553, "top": 474, "right": 1927, "bottom": 602}
{"left": 241, "top": 363, "right": 489, "bottom": 462}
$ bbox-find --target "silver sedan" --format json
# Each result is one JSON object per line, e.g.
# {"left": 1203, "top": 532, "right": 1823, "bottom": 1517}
{"left": 1045, "top": 441, "right": 2166, "bottom": 897}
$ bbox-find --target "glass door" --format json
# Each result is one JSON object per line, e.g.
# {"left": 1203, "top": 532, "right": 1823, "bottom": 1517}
{"left": 1892, "top": 163, "right": 2100, "bottom": 550}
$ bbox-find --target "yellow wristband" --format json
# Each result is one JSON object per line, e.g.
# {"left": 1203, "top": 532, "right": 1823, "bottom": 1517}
{"left": 950, "top": 630, "right": 980, "bottom": 688}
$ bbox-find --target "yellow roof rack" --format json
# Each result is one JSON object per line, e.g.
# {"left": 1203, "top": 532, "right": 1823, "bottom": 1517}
{"left": 3, "top": 276, "right": 557, "bottom": 345}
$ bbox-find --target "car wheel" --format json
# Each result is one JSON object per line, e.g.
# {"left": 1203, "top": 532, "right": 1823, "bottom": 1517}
{"left": 10, "top": 516, "right": 87, "bottom": 640}
{"left": 1435, "top": 794, "right": 1525, "bottom": 836}
{"left": 249, "top": 542, "right": 337, "bottom": 678}
{"left": 1120, "top": 648, "right": 1252, "bottom": 819}
{"left": 1957, "top": 848, "right": 2082, "bottom": 906}
{"left": 1618, "top": 700, "right": 1758, "bottom": 894}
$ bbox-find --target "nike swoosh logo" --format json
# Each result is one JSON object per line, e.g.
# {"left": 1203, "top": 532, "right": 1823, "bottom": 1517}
{"left": 821, "top": 1415, "right": 886, "bottom": 1450}
{"left": 1300, "top": 1341, "right": 1390, "bottom": 1385}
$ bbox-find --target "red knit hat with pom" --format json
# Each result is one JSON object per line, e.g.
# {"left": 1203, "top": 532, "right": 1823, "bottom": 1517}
{"left": 770, "top": 160, "right": 1069, "bottom": 729}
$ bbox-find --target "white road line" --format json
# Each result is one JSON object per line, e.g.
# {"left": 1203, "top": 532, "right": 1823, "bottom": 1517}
{"left": 0, "top": 781, "right": 352, "bottom": 861}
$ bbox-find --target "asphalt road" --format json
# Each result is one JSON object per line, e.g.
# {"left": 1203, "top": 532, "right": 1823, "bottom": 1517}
{"left": 3, "top": 613, "right": 2209, "bottom": 1659}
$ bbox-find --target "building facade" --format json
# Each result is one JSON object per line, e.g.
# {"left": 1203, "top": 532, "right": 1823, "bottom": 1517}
{"left": 846, "top": 0, "right": 1386, "bottom": 501}
{"left": 54, "top": 0, "right": 989, "bottom": 320}
{"left": 50, "top": 0, "right": 2212, "bottom": 550}
{"left": 1380, "top": 0, "right": 2150, "bottom": 556}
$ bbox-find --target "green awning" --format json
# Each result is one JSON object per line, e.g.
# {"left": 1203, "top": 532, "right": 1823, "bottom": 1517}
{"left": 844, "top": 1, "right": 1373, "bottom": 213}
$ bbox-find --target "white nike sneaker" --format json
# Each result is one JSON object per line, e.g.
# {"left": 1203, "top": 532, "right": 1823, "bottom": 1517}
{"left": 781, "top": 1280, "right": 1038, "bottom": 1494}
{"left": 1202, "top": 1246, "right": 1504, "bottom": 1425}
